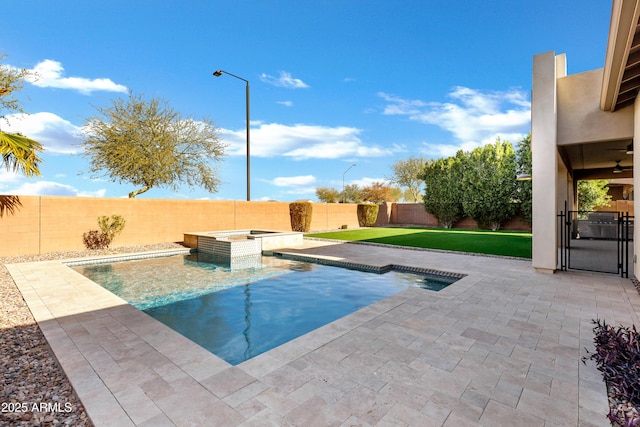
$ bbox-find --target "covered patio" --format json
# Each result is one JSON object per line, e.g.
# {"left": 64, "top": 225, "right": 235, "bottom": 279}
{"left": 531, "top": 0, "right": 639, "bottom": 276}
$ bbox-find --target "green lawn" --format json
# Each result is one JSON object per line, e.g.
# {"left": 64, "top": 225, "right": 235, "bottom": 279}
{"left": 306, "top": 227, "right": 532, "bottom": 258}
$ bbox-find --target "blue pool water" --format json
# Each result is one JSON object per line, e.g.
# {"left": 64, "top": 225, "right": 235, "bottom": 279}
{"left": 74, "top": 253, "right": 458, "bottom": 365}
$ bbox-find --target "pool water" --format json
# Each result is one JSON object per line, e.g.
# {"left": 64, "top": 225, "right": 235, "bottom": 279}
{"left": 73, "top": 253, "right": 458, "bottom": 365}
{"left": 72, "top": 253, "right": 295, "bottom": 311}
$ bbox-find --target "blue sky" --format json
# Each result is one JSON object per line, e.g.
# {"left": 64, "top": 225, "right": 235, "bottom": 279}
{"left": 1, "top": 1, "right": 611, "bottom": 201}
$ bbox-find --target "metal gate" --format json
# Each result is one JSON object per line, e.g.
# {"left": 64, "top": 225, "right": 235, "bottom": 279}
{"left": 558, "top": 205, "right": 633, "bottom": 277}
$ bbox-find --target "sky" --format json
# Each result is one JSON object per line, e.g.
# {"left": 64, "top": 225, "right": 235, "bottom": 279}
{"left": 0, "top": 1, "right": 613, "bottom": 201}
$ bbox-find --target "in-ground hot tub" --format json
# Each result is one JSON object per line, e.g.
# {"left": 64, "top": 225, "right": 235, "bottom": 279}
{"left": 183, "top": 229, "right": 304, "bottom": 262}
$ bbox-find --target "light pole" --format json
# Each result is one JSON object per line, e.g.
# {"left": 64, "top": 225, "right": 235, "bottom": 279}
{"left": 342, "top": 163, "right": 356, "bottom": 203}
{"left": 213, "top": 69, "right": 251, "bottom": 201}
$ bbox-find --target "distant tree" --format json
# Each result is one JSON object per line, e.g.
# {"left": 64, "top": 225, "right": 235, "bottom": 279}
{"left": 578, "top": 180, "right": 612, "bottom": 213}
{"left": 360, "top": 182, "right": 399, "bottom": 203}
{"left": 0, "top": 54, "right": 43, "bottom": 178}
{"left": 390, "top": 156, "right": 428, "bottom": 202}
{"left": 340, "top": 183, "right": 362, "bottom": 203}
{"left": 403, "top": 188, "right": 422, "bottom": 202}
{"left": 461, "top": 139, "right": 517, "bottom": 231}
{"left": 389, "top": 186, "right": 403, "bottom": 202}
{"left": 515, "top": 133, "right": 532, "bottom": 225}
{"left": 421, "top": 151, "right": 465, "bottom": 228}
{"left": 82, "top": 92, "right": 226, "bottom": 198}
{"left": 315, "top": 186, "right": 341, "bottom": 203}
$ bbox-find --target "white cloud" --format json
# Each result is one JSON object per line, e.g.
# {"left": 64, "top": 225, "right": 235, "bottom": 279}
{"left": 271, "top": 175, "right": 316, "bottom": 187}
{"left": 378, "top": 86, "right": 530, "bottom": 153}
{"left": 284, "top": 187, "right": 317, "bottom": 195}
{"left": 27, "top": 59, "right": 128, "bottom": 95}
{"left": 260, "top": 71, "right": 309, "bottom": 89}
{"left": 418, "top": 141, "right": 480, "bottom": 159}
{"left": 4, "top": 112, "right": 84, "bottom": 154}
{"left": 277, "top": 100, "right": 293, "bottom": 107}
{"left": 219, "top": 122, "right": 397, "bottom": 160}
{"left": 378, "top": 92, "right": 428, "bottom": 115}
{"left": 349, "top": 177, "right": 391, "bottom": 188}
{"left": 9, "top": 181, "right": 106, "bottom": 197}
{"left": 0, "top": 171, "right": 22, "bottom": 189}
{"left": 284, "top": 141, "right": 390, "bottom": 160}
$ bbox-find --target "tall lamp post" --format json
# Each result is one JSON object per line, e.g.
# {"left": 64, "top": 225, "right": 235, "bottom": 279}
{"left": 213, "top": 69, "right": 251, "bottom": 201}
{"left": 342, "top": 163, "right": 356, "bottom": 203}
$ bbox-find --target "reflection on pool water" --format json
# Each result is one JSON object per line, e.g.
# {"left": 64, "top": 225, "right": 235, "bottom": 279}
{"left": 73, "top": 253, "right": 459, "bottom": 365}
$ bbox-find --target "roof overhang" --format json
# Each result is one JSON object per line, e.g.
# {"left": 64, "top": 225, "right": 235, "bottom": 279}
{"left": 601, "top": 0, "right": 640, "bottom": 111}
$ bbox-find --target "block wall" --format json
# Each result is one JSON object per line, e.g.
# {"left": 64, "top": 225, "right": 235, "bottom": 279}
{"left": 0, "top": 196, "right": 360, "bottom": 256}
{"left": 0, "top": 197, "right": 536, "bottom": 257}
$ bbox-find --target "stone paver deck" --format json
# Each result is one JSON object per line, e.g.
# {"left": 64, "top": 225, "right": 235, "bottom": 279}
{"left": 7, "top": 240, "right": 640, "bottom": 426}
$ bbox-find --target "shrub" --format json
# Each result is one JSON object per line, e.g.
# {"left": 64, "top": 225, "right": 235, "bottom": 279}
{"left": 82, "top": 230, "right": 111, "bottom": 250}
{"left": 82, "top": 214, "right": 126, "bottom": 250}
{"left": 289, "top": 202, "right": 313, "bottom": 232}
{"left": 357, "top": 203, "right": 379, "bottom": 227}
{"left": 421, "top": 155, "right": 464, "bottom": 228}
{"left": 461, "top": 139, "right": 517, "bottom": 231}
{"left": 98, "top": 214, "right": 126, "bottom": 243}
{"left": 583, "top": 319, "right": 640, "bottom": 426}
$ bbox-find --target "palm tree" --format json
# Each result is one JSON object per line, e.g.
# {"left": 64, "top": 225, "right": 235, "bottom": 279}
{"left": 0, "top": 131, "right": 42, "bottom": 177}
{"left": 0, "top": 132, "right": 41, "bottom": 218}
{"left": 0, "top": 57, "right": 43, "bottom": 177}
{"left": 0, "top": 56, "right": 43, "bottom": 217}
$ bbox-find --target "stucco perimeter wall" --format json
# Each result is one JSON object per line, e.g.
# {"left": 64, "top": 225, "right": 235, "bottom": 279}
{"left": 387, "top": 203, "right": 438, "bottom": 227}
{"left": 1, "top": 197, "right": 532, "bottom": 257}
{"left": 380, "top": 203, "right": 530, "bottom": 231}
{"left": 0, "top": 196, "right": 360, "bottom": 257}
{"left": 557, "top": 68, "right": 634, "bottom": 145}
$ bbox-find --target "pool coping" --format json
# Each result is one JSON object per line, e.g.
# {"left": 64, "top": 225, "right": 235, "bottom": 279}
{"left": 63, "top": 248, "right": 195, "bottom": 266}
{"left": 267, "top": 250, "right": 466, "bottom": 279}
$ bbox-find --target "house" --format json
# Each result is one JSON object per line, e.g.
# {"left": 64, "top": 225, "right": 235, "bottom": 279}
{"left": 531, "top": 0, "right": 639, "bottom": 275}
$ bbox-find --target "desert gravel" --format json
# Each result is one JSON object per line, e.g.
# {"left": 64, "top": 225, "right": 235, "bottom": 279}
{"left": 1, "top": 242, "right": 186, "bottom": 427}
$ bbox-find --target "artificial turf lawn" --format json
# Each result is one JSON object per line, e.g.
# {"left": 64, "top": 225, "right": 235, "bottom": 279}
{"left": 306, "top": 227, "right": 532, "bottom": 258}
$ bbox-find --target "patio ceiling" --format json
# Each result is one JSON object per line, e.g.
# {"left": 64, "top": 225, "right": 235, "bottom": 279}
{"left": 613, "top": 17, "right": 640, "bottom": 111}
{"left": 560, "top": 139, "right": 634, "bottom": 180}
{"left": 601, "top": 0, "right": 640, "bottom": 112}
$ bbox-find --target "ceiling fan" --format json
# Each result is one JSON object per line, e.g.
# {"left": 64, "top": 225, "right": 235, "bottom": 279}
{"left": 607, "top": 142, "right": 634, "bottom": 154}
{"left": 613, "top": 160, "right": 633, "bottom": 173}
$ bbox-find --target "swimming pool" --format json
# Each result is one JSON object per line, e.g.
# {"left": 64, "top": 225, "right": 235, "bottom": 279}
{"left": 73, "top": 253, "right": 459, "bottom": 365}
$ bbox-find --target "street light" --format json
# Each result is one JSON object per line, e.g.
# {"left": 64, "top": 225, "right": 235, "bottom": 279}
{"left": 342, "top": 164, "right": 356, "bottom": 203}
{"left": 213, "top": 69, "right": 251, "bottom": 201}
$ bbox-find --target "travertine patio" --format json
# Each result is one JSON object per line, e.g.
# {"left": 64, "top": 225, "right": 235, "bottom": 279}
{"left": 7, "top": 239, "right": 639, "bottom": 426}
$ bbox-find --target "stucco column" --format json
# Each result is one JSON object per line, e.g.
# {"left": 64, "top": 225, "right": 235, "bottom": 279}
{"left": 532, "top": 51, "right": 565, "bottom": 273}
{"left": 634, "top": 96, "right": 640, "bottom": 277}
